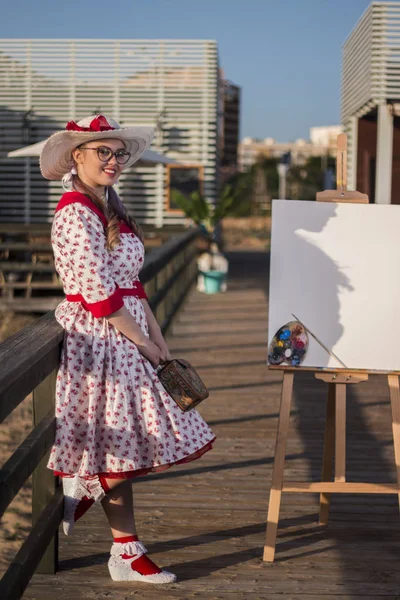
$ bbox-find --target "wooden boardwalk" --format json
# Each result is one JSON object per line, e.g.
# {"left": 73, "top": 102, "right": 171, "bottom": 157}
{"left": 23, "top": 251, "right": 400, "bottom": 599}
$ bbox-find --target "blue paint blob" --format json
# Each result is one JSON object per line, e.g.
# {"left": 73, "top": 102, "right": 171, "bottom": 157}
{"left": 279, "top": 329, "right": 291, "bottom": 341}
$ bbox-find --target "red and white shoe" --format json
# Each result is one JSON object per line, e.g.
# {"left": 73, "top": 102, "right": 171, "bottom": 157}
{"left": 62, "top": 475, "right": 106, "bottom": 535}
{"left": 108, "top": 540, "right": 177, "bottom": 584}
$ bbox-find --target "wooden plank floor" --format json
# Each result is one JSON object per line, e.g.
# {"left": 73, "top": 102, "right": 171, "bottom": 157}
{"left": 24, "top": 251, "right": 400, "bottom": 599}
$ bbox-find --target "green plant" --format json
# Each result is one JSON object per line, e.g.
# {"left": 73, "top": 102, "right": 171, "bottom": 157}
{"left": 170, "top": 189, "right": 211, "bottom": 228}
{"left": 170, "top": 177, "right": 252, "bottom": 232}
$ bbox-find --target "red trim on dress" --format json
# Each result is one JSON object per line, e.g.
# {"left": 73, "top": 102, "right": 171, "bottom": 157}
{"left": 55, "top": 192, "right": 108, "bottom": 228}
{"left": 54, "top": 437, "right": 215, "bottom": 480}
{"left": 55, "top": 193, "right": 137, "bottom": 237}
{"left": 128, "top": 281, "right": 147, "bottom": 299}
{"left": 119, "top": 221, "right": 134, "bottom": 234}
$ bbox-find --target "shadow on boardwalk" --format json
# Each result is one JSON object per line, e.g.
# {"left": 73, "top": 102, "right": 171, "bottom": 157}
{"left": 24, "top": 251, "right": 400, "bottom": 600}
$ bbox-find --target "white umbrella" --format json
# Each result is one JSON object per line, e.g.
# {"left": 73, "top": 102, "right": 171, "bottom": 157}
{"left": 7, "top": 140, "right": 178, "bottom": 165}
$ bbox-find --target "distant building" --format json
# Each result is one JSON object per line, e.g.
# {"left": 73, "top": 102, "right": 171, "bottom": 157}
{"left": 0, "top": 39, "right": 221, "bottom": 225}
{"left": 342, "top": 2, "right": 400, "bottom": 203}
{"left": 220, "top": 79, "right": 241, "bottom": 177}
{"left": 238, "top": 125, "right": 341, "bottom": 172}
{"left": 309, "top": 125, "right": 343, "bottom": 150}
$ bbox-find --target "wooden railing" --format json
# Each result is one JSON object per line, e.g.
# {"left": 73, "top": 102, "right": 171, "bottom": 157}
{"left": 0, "top": 227, "right": 202, "bottom": 600}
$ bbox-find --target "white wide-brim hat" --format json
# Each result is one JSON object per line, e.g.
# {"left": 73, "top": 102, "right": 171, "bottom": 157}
{"left": 40, "top": 114, "right": 154, "bottom": 180}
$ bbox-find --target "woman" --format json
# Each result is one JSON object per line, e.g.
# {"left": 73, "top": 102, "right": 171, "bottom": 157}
{"left": 40, "top": 115, "right": 215, "bottom": 584}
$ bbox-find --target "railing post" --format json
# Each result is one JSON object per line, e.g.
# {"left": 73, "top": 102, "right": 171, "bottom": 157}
{"left": 165, "top": 260, "right": 174, "bottom": 319}
{"left": 156, "top": 266, "right": 168, "bottom": 326}
{"left": 144, "top": 277, "right": 157, "bottom": 308}
{"left": 168, "top": 254, "right": 179, "bottom": 336}
{"left": 192, "top": 240, "right": 199, "bottom": 282}
{"left": 32, "top": 368, "right": 58, "bottom": 574}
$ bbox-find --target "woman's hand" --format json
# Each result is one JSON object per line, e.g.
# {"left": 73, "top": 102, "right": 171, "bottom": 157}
{"left": 151, "top": 333, "right": 172, "bottom": 364}
{"left": 106, "top": 305, "right": 167, "bottom": 367}
{"left": 136, "top": 337, "right": 162, "bottom": 368}
{"left": 139, "top": 299, "right": 172, "bottom": 364}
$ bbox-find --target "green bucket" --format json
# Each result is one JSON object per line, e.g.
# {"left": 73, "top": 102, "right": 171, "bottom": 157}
{"left": 202, "top": 270, "right": 226, "bottom": 294}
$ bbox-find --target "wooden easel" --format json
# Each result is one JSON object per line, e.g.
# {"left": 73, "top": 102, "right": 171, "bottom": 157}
{"left": 263, "top": 134, "right": 400, "bottom": 562}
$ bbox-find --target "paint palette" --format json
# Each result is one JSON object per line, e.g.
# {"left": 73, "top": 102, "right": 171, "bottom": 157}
{"left": 268, "top": 321, "right": 309, "bottom": 367}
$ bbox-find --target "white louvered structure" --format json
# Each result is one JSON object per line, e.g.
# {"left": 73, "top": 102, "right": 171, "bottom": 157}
{"left": 342, "top": 2, "right": 400, "bottom": 199}
{"left": 0, "top": 39, "right": 220, "bottom": 225}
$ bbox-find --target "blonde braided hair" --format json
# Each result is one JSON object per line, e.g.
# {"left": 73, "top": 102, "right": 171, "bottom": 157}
{"left": 72, "top": 174, "right": 144, "bottom": 250}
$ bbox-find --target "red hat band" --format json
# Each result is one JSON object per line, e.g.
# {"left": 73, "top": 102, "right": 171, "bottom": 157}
{"left": 65, "top": 115, "right": 117, "bottom": 133}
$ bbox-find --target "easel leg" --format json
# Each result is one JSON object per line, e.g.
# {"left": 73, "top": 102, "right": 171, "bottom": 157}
{"left": 335, "top": 383, "right": 346, "bottom": 483}
{"left": 388, "top": 375, "right": 400, "bottom": 512}
{"left": 263, "top": 372, "right": 294, "bottom": 562}
{"left": 319, "top": 383, "right": 336, "bottom": 524}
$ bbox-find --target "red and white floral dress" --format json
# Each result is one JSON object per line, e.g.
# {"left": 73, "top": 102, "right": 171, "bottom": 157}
{"left": 47, "top": 191, "right": 215, "bottom": 479}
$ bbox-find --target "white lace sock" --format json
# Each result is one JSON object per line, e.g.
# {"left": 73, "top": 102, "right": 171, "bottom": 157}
{"left": 62, "top": 475, "right": 106, "bottom": 535}
{"left": 108, "top": 538, "right": 177, "bottom": 584}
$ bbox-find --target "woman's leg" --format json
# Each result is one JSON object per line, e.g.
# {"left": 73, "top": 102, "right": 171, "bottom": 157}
{"left": 103, "top": 478, "right": 176, "bottom": 582}
{"left": 62, "top": 475, "right": 138, "bottom": 536}
{"left": 101, "top": 479, "right": 137, "bottom": 538}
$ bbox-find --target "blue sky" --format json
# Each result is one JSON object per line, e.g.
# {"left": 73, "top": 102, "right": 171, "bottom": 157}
{"left": 2, "top": 0, "right": 372, "bottom": 141}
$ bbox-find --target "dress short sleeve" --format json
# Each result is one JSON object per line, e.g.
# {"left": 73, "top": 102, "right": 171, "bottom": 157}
{"left": 52, "top": 202, "right": 124, "bottom": 317}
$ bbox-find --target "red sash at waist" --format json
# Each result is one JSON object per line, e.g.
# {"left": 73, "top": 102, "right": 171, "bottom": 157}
{"left": 65, "top": 282, "right": 147, "bottom": 317}
{"left": 66, "top": 288, "right": 143, "bottom": 303}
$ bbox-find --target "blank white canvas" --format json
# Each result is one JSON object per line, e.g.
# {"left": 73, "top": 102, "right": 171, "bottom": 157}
{"left": 268, "top": 200, "right": 400, "bottom": 372}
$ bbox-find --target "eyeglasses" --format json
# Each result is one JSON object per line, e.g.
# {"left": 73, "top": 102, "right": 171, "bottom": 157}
{"left": 80, "top": 146, "right": 131, "bottom": 165}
